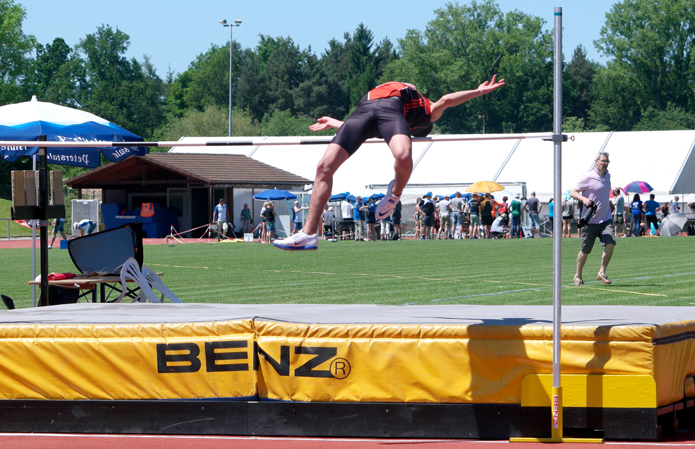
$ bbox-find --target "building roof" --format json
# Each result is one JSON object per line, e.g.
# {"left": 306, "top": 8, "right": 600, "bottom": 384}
{"left": 65, "top": 152, "right": 312, "bottom": 189}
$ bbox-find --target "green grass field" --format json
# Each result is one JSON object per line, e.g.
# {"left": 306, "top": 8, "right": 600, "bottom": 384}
{"left": 0, "top": 198, "right": 35, "bottom": 238}
{"left": 2, "top": 236, "right": 694, "bottom": 309}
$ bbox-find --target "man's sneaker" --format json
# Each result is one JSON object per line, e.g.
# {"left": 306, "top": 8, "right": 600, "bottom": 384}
{"left": 376, "top": 179, "right": 401, "bottom": 220}
{"left": 273, "top": 231, "right": 318, "bottom": 251}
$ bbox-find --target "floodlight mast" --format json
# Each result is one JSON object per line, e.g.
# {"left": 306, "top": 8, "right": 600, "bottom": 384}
{"left": 220, "top": 18, "right": 242, "bottom": 137}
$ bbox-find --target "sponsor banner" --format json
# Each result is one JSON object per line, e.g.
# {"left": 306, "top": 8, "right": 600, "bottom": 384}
{"left": 0, "top": 321, "right": 257, "bottom": 400}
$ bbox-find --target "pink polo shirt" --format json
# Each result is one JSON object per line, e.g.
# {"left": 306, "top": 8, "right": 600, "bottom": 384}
{"left": 575, "top": 168, "right": 612, "bottom": 224}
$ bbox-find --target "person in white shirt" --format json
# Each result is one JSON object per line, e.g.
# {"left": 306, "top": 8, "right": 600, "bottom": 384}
{"left": 437, "top": 195, "right": 452, "bottom": 239}
{"left": 340, "top": 200, "right": 354, "bottom": 240}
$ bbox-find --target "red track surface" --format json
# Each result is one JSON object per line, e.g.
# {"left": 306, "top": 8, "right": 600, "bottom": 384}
{"left": 2, "top": 433, "right": 695, "bottom": 449}
{"left": 0, "top": 237, "right": 177, "bottom": 249}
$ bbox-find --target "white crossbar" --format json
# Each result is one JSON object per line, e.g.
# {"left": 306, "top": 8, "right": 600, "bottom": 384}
{"left": 0, "top": 133, "right": 557, "bottom": 148}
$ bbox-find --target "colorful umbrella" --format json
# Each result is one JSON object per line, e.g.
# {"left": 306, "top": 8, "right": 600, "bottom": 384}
{"left": 623, "top": 181, "right": 654, "bottom": 194}
{"left": 0, "top": 96, "right": 147, "bottom": 168}
{"left": 466, "top": 180, "right": 505, "bottom": 194}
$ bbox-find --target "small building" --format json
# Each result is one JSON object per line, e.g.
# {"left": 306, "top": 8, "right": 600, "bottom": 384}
{"left": 65, "top": 153, "right": 312, "bottom": 237}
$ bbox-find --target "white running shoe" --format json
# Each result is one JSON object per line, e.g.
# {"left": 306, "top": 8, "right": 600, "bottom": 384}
{"left": 376, "top": 179, "right": 401, "bottom": 220}
{"left": 273, "top": 231, "right": 318, "bottom": 251}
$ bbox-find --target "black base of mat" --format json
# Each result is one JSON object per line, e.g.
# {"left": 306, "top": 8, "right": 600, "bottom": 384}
{"left": 0, "top": 400, "right": 661, "bottom": 440}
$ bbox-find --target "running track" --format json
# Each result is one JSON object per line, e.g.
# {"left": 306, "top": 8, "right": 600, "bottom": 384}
{"left": 3, "top": 432, "right": 695, "bottom": 449}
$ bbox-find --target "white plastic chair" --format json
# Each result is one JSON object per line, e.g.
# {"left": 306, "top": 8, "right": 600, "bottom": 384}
{"left": 142, "top": 265, "right": 183, "bottom": 303}
{"left": 114, "top": 258, "right": 160, "bottom": 303}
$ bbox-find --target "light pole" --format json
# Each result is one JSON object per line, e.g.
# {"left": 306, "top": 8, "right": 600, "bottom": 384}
{"left": 478, "top": 114, "right": 487, "bottom": 134}
{"left": 220, "top": 19, "right": 242, "bottom": 137}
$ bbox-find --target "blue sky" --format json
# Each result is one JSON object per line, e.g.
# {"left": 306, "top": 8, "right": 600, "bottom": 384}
{"left": 19, "top": 0, "right": 618, "bottom": 78}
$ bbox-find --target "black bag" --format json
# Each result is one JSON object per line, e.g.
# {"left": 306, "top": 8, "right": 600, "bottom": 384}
{"left": 48, "top": 286, "right": 79, "bottom": 305}
{"left": 577, "top": 201, "right": 597, "bottom": 229}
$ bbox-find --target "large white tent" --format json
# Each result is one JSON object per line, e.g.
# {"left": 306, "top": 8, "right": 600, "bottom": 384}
{"left": 171, "top": 130, "right": 695, "bottom": 204}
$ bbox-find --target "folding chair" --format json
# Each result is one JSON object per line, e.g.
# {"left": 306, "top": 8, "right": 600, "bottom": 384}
{"left": 114, "top": 258, "right": 160, "bottom": 303}
{"left": 142, "top": 266, "right": 182, "bottom": 303}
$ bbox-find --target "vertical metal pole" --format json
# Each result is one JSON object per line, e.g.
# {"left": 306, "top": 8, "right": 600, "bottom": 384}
{"left": 552, "top": 6, "right": 563, "bottom": 439}
{"left": 229, "top": 22, "right": 234, "bottom": 137}
{"left": 32, "top": 154, "right": 37, "bottom": 307}
{"left": 38, "top": 136, "right": 49, "bottom": 307}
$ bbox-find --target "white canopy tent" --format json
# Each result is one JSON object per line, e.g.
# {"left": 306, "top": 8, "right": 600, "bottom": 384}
{"left": 170, "top": 130, "right": 695, "bottom": 204}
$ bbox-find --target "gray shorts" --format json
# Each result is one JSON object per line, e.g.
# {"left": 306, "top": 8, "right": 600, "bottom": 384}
{"left": 580, "top": 220, "right": 616, "bottom": 254}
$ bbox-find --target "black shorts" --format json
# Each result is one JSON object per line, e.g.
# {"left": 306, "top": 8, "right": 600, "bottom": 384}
{"left": 481, "top": 215, "right": 494, "bottom": 226}
{"left": 331, "top": 97, "right": 414, "bottom": 156}
{"left": 645, "top": 214, "right": 659, "bottom": 229}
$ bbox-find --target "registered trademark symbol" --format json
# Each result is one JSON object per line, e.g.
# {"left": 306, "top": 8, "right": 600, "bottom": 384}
{"left": 330, "top": 358, "right": 351, "bottom": 379}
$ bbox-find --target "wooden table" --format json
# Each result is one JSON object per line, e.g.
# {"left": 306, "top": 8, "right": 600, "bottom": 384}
{"left": 28, "top": 273, "right": 162, "bottom": 303}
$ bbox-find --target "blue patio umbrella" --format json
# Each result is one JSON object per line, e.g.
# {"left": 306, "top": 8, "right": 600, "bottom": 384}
{"left": 369, "top": 193, "right": 385, "bottom": 201}
{"left": 253, "top": 189, "right": 298, "bottom": 201}
{"left": 329, "top": 192, "right": 357, "bottom": 203}
{"left": 0, "top": 96, "right": 148, "bottom": 168}
{"left": 0, "top": 96, "right": 149, "bottom": 307}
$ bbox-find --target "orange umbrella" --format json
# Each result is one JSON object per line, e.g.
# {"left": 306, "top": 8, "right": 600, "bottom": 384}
{"left": 466, "top": 180, "right": 505, "bottom": 193}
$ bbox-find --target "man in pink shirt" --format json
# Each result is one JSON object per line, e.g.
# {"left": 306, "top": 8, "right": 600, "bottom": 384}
{"left": 569, "top": 152, "right": 615, "bottom": 286}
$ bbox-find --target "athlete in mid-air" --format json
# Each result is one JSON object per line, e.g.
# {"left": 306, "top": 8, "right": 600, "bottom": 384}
{"left": 273, "top": 75, "right": 505, "bottom": 251}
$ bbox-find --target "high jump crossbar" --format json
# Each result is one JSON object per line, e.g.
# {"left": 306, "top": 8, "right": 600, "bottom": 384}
{"left": 0, "top": 133, "right": 567, "bottom": 149}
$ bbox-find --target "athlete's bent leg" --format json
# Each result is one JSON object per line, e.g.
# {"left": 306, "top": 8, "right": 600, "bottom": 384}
{"left": 304, "top": 144, "right": 351, "bottom": 235}
{"left": 387, "top": 135, "right": 413, "bottom": 196}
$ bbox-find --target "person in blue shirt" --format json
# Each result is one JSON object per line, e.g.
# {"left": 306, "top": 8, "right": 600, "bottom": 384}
{"left": 642, "top": 194, "right": 661, "bottom": 235}
{"left": 630, "top": 194, "right": 643, "bottom": 237}
{"left": 365, "top": 199, "right": 377, "bottom": 241}
{"left": 49, "top": 218, "right": 66, "bottom": 248}
{"left": 212, "top": 199, "right": 230, "bottom": 241}
{"left": 352, "top": 196, "right": 365, "bottom": 240}
{"left": 548, "top": 198, "right": 554, "bottom": 237}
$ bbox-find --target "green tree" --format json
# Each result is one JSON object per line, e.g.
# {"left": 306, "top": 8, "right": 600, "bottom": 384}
{"left": 344, "top": 25, "right": 378, "bottom": 108}
{"left": 0, "top": 0, "right": 37, "bottom": 104}
{"left": 28, "top": 37, "right": 85, "bottom": 107}
{"left": 156, "top": 105, "right": 259, "bottom": 142}
{"left": 633, "top": 103, "right": 695, "bottom": 131}
{"left": 563, "top": 45, "right": 598, "bottom": 123}
{"left": 76, "top": 25, "right": 166, "bottom": 138}
{"left": 588, "top": 63, "right": 642, "bottom": 131}
{"left": 260, "top": 109, "right": 314, "bottom": 136}
{"left": 593, "top": 0, "right": 695, "bottom": 129}
{"left": 381, "top": 1, "right": 552, "bottom": 134}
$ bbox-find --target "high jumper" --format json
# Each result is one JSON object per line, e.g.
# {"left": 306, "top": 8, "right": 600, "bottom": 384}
{"left": 273, "top": 75, "right": 506, "bottom": 251}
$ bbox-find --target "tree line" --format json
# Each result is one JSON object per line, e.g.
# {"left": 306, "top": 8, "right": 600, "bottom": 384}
{"left": 2, "top": 0, "right": 695, "bottom": 151}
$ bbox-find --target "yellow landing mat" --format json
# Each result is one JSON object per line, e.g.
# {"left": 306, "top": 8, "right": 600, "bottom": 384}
{"left": 1, "top": 304, "right": 694, "bottom": 407}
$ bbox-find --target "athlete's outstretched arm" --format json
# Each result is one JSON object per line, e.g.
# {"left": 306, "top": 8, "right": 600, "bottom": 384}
{"left": 309, "top": 116, "right": 344, "bottom": 132}
{"left": 429, "top": 75, "right": 505, "bottom": 122}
